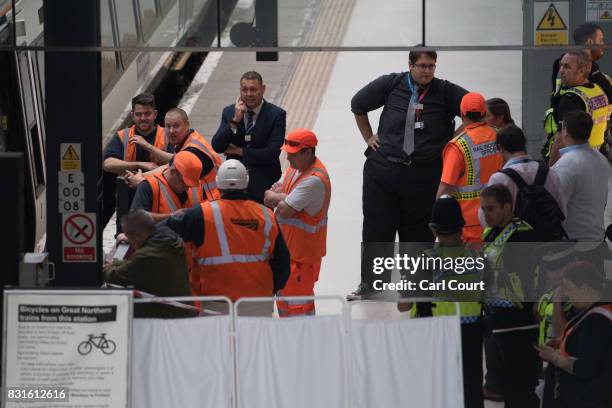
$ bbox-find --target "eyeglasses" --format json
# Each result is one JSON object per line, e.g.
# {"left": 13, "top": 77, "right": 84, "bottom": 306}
{"left": 284, "top": 139, "right": 302, "bottom": 147}
{"left": 413, "top": 63, "right": 436, "bottom": 71}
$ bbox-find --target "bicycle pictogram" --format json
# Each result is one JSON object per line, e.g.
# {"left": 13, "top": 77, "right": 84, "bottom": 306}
{"left": 77, "top": 333, "right": 116, "bottom": 355}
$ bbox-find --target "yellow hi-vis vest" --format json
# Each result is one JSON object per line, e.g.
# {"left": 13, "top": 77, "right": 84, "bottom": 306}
{"left": 544, "top": 82, "right": 609, "bottom": 148}
{"left": 482, "top": 218, "right": 534, "bottom": 308}
{"left": 409, "top": 246, "right": 483, "bottom": 324}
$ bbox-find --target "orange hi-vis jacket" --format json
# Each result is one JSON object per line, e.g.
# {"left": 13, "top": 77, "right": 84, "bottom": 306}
{"left": 277, "top": 157, "right": 331, "bottom": 263}
{"left": 560, "top": 304, "right": 612, "bottom": 358}
{"left": 145, "top": 173, "right": 202, "bottom": 214}
{"left": 118, "top": 125, "right": 166, "bottom": 164}
{"left": 181, "top": 130, "right": 222, "bottom": 201}
{"left": 446, "top": 122, "right": 502, "bottom": 237}
{"left": 144, "top": 172, "right": 203, "bottom": 301}
{"left": 194, "top": 199, "right": 279, "bottom": 301}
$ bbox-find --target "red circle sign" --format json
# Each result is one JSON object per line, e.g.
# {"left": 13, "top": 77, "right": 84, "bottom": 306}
{"left": 63, "top": 214, "right": 95, "bottom": 245}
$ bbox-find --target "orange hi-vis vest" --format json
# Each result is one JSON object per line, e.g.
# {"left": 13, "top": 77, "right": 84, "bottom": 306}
{"left": 145, "top": 173, "right": 202, "bottom": 214}
{"left": 448, "top": 122, "right": 503, "bottom": 233}
{"left": 145, "top": 172, "right": 203, "bottom": 301}
{"left": 560, "top": 304, "right": 612, "bottom": 358}
{"left": 194, "top": 199, "right": 279, "bottom": 301}
{"left": 119, "top": 125, "right": 166, "bottom": 164}
{"left": 181, "top": 130, "right": 222, "bottom": 201}
{"left": 277, "top": 158, "right": 331, "bottom": 263}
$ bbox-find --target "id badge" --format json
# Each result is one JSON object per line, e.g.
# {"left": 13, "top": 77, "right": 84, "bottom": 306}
{"left": 415, "top": 122, "right": 424, "bottom": 130}
{"left": 245, "top": 134, "right": 252, "bottom": 142}
{"left": 415, "top": 103, "right": 424, "bottom": 110}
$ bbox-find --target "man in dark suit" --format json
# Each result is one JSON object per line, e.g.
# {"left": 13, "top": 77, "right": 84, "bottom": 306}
{"left": 211, "top": 71, "right": 287, "bottom": 203}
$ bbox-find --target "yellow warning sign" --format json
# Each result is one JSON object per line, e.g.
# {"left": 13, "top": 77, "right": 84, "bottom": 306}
{"left": 601, "top": 11, "right": 612, "bottom": 20}
{"left": 535, "top": 2, "right": 568, "bottom": 46}
{"left": 63, "top": 145, "right": 80, "bottom": 161}
{"left": 536, "top": 3, "right": 567, "bottom": 30}
{"left": 60, "top": 143, "right": 81, "bottom": 171}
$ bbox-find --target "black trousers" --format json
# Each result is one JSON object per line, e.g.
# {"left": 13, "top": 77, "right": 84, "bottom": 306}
{"left": 361, "top": 152, "right": 440, "bottom": 286}
{"left": 493, "top": 328, "right": 541, "bottom": 408}
{"left": 462, "top": 322, "right": 485, "bottom": 408}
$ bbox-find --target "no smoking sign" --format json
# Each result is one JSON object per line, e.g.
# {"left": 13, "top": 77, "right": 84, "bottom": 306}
{"left": 62, "top": 213, "right": 97, "bottom": 262}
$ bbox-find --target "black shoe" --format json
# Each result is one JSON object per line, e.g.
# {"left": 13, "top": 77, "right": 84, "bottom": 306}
{"left": 346, "top": 282, "right": 377, "bottom": 301}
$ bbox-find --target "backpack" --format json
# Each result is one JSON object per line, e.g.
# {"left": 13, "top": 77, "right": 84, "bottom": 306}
{"left": 500, "top": 163, "right": 567, "bottom": 241}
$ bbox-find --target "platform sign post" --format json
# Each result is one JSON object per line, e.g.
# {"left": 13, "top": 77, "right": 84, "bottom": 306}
{"left": 45, "top": 0, "right": 103, "bottom": 284}
{"left": 2, "top": 289, "right": 132, "bottom": 407}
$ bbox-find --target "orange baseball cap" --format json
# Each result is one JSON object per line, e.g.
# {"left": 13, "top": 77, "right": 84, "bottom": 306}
{"left": 172, "top": 151, "right": 202, "bottom": 187}
{"left": 282, "top": 128, "right": 318, "bottom": 154}
{"left": 460, "top": 92, "right": 487, "bottom": 116}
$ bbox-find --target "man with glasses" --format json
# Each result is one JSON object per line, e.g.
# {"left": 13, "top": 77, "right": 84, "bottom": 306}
{"left": 264, "top": 129, "right": 331, "bottom": 317}
{"left": 348, "top": 50, "right": 468, "bottom": 299}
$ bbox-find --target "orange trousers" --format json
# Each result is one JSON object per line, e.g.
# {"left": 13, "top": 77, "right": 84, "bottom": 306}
{"left": 276, "top": 260, "right": 321, "bottom": 317}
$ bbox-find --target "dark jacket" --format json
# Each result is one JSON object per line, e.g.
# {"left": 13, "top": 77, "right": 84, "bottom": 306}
{"left": 211, "top": 100, "right": 286, "bottom": 203}
{"left": 104, "top": 226, "right": 196, "bottom": 319}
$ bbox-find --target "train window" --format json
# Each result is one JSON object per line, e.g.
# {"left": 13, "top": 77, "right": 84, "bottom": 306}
{"left": 139, "top": 0, "right": 158, "bottom": 40}
{"left": 29, "top": 123, "right": 45, "bottom": 193}
{"left": 115, "top": 0, "right": 140, "bottom": 65}
{"left": 101, "top": 0, "right": 115, "bottom": 47}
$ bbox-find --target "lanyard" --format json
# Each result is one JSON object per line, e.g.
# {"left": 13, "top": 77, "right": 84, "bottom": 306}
{"left": 407, "top": 74, "right": 429, "bottom": 104}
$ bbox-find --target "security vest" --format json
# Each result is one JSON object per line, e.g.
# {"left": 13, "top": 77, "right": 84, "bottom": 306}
{"left": 423, "top": 246, "right": 483, "bottom": 324}
{"left": 180, "top": 130, "right": 222, "bottom": 201}
{"left": 544, "top": 82, "right": 609, "bottom": 148}
{"left": 118, "top": 125, "right": 166, "bottom": 164}
{"left": 536, "top": 290, "right": 575, "bottom": 345}
{"left": 560, "top": 304, "right": 612, "bottom": 358}
{"left": 277, "top": 157, "right": 331, "bottom": 263}
{"left": 194, "top": 199, "right": 279, "bottom": 301}
{"left": 447, "top": 122, "right": 502, "bottom": 231}
{"left": 482, "top": 218, "right": 534, "bottom": 308}
{"left": 145, "top": 173, "right": 202, "bottom": 214}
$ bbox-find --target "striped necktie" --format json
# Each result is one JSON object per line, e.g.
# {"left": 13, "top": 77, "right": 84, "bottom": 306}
{"left": 245, "top": 110, "right": 255, "bottom": 134}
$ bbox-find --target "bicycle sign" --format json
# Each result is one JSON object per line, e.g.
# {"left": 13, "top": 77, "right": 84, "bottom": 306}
{"left": 77, "top": 333, "right": 116, "bottom": 355}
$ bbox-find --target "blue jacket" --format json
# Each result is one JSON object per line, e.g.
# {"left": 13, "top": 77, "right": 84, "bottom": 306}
{"left": 212, "top": 100, "right": 286, "bottom": 202}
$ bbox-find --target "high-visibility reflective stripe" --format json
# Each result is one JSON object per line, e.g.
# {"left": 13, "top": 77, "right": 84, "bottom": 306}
{"left": 190, "top": 188, "right": 199, "bottom": 207}
{"left": 158, "top": 182, "right": 178, "bottom": 212}
{"left": 122, "top": 127, "right": 130, "bottom": 160}
{"left": 277, "top": 215, "right": 328, "bottom": 233}
{"left": 198, "top": 254, "right": 267, "bottom": 265}
{"left": 197, "top": 201, "right": 272, "bottom": 266}
{"left": 188, "top": 136, "right": 220, "bottom": 170}
{"left": 259, "top": 204, "right": 273, "bottom": 257}
{"left": 205, "top": 181, "right": 217, "bottom": 189}
{"left": 455, "top": 183, "right": 484, "bottom": 193}
{"left": 210, "top": 201, "right": 230, "bottom": 256}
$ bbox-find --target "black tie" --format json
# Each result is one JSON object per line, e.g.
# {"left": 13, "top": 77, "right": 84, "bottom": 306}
{"left": 246, "top": 110, "right": 255, "bottom": 134}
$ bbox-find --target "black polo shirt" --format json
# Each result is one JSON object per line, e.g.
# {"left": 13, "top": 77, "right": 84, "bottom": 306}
{"left": 351, "top": 73, "right": 467, "bottom": 164}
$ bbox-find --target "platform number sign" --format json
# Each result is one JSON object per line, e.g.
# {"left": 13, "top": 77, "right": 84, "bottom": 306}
{"left": 58, "top": 171, "right": 85, "bottom": 213}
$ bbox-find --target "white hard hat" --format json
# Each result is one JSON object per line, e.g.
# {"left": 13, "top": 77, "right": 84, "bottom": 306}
{"left": 216, "top": 159, "right": 249, "bottom": 190}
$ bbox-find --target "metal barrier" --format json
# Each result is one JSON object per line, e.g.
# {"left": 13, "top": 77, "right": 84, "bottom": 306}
{"left": 130, "top": 295, "right": 463, "bottom": 408}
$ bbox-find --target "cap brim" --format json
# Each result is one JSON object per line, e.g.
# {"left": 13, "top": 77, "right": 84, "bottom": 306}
{"left": 182, "top": 174, "right": 200, "bottom": 188}
{"left": 282, "top": 144, "right": 302, "bottom": 154}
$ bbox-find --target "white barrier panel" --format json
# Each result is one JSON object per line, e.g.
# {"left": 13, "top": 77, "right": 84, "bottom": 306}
{"left": 132, "top": 316, "right": 233, "bottom": 408}
{"left": 236, "top": 315, "right": 347, "bottom": 408}
{"left": 350, "top": 316, "right": 463, "bottom": 408}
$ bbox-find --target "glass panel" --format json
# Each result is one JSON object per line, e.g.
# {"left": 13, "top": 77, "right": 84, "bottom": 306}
{"left": 139, "top": 0, "right": 158, "bottom": 39}
{"left": 101, "top": 0, "right": 115, "bottom": 47}
{"left": 0, "top": 0, "right": 13, "bottom": 46}
{"left": 115, "top": 0, "right": 139, "bottom": 63}
{"left": 12, "top": 0, "right": 44, "bottom": 46}
{"left": 101, "top": 51, "right": 117, "bottom": 90}
{"left": 425, "top": 0, "right": 523, "bottom": 46}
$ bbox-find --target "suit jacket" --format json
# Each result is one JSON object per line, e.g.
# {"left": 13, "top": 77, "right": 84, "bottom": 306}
{"left": 212, "top": 100, "right": 286, "bottom": 202}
